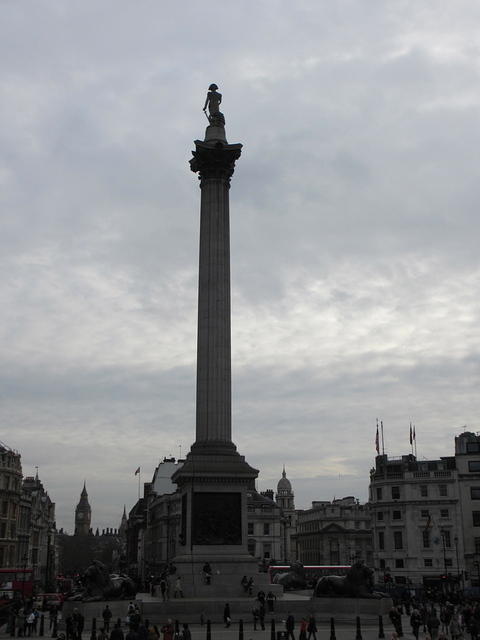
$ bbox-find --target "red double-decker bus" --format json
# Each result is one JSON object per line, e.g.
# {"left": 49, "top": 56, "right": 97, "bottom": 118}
{"left": 0, "top": 568, "right": 34, "bottom": 599}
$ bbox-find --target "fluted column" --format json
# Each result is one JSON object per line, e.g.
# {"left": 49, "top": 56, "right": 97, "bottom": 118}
{"left": 190, "top": 141, "right": 242, "bottom": 448}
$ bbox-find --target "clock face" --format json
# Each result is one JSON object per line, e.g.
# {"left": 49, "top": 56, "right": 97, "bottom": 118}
{"left": 77, "top": 513, "right": 84, "bottom": 520}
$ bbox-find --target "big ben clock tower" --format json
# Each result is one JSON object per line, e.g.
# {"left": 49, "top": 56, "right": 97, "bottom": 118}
{"left": 74, "top": 482, "right": 91, "bottom": 536}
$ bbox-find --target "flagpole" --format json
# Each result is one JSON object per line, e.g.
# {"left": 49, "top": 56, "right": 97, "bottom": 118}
{"left": 381, "top": 420, "right": 385, "bottom": 455}
{"left": 414, "top": 425, "right": 417, "bottom": 458}
{"left": 138, "top": 470, "right": 141, "bottom": 501}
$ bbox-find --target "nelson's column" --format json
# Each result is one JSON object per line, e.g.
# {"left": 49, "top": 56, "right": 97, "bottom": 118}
{"left": 172, "top": 86, "right": 268, "bottom": 596}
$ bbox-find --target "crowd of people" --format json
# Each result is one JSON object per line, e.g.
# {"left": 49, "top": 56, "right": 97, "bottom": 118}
{"left": 386, "top": 597, "right": 480, "bottom": 640}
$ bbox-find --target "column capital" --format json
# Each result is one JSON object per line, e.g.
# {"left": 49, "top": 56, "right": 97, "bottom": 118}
{"left": 190, "top": 140, "right": 242, "bottom": 185}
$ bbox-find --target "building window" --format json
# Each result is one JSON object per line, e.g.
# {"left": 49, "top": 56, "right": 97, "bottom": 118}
{"left": 473, "top": 511, "right": 480, "bottom": 526}
{"left": 471, "top": 488, "right": 480, "bottom": 500}
{"left": 263, "top": 523, "right": 270, "bottom": 536}
{"left": 420, "top": 485, "right": 428, "bottom": 497}
{"left": 467, "top": 443, "right": 480, "bottom": 453}
{"left": 395, "top": 559, "right": 404, "bottom": 568}
{"left": 377, "top": 512, "right": 384, "bottom": 521}
{"left": 392, "top": 510, "right": 401, "bottom": 520}
{"left": 393, "top": 531, "right": 403, "bottom": 550}
{"left": 391, "top": 487, "right": 400, "bottom": 500}
{"left": 0, "top": 522, "right": 6, "bottom": 539}
{"left": 421, "top": 509, "right": 429, "bottom": 518}
{"left": 469, "top": 461, "right": 480, "bottom": 472}
{"left": 379, "top": 559, "right": 385, "bottom": 569}
{"left": 376, "top": 488, "right": 383, "bottom": 500}
{"left": 423, "top": 530, "right": 431, "bottom": 548}
{"left": 440, "top": 509, "right": 449, "bottom": 518}
{"left": 247, "top": 522, "right": 254, "bottom": 535}
{"left": 439, "top": 485, "right": 447, "bottom": 497}
{"left": 424, "top": 558, "right": 433, "bottom": 567}
{"left": 445, "top": 558, "right": 453, "bottom": 567}
{"left": 378, "top": 531, "right": 385, "bottom": 550}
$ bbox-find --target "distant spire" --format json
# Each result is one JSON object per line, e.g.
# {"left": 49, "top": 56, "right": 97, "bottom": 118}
{"left": 282, "top": 465, "right": 286, "bottom": 478}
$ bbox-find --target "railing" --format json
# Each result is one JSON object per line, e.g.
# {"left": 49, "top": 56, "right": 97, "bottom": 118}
{"left": 413, "top": 472, "right": 430, "bottom": 478}
{"left": 434, "top": 471, "right": 451, "bottom": 478}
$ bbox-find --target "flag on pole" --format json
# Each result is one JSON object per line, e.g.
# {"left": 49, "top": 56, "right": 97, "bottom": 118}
{"left": 134, "top": 467, "right": 140, "bottom": 476}
{"left": 413, "top": 425, "right": 416, "bottom": 441}
{"left": 375, "top": 423, "right": 380, "bottom": 454}
{"left": 409, "top": 422, "right": 413, "bottom": 445}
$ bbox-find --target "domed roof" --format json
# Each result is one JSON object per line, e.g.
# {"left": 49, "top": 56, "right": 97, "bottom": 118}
{"left": 277, "top": 467, "right": 292, "bottom": 492}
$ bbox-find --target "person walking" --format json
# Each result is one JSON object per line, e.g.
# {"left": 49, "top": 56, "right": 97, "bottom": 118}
{"left": 427, "top": 610, "right": 441, "bottom": 640}
{"left": 266, "top": 591, "right": 276, "bottom": 613}
{"left": 224, "top": 603, "right": 231, "bottom": 628}
{"left": 449, "top": 616, "right": 462, "bottom": 640}
{"left": 286, "top": 613, "right": 295, "bottom": 640}
{"left": 259, "top": 603, "right": 266, "bottom": 631}
{"left": 241, "top": 576, "right": 249, "bottom": 594}
{"left": 389, "top": 606, "right": 403, "bottom": 637}
{"left": 181, "top": 624, "right": 191, "bottom": 640}
{"left": 26, "top": 611, "right": 36, "bottom": 637}
{"left": 410, "top": 609, "right": 422, "bottom": 640}
{"left": 252, "top": 606, "right": 259, "bottom": 631}
{"left": 307, "top": 615, "right": 317, "bottom": 640}
{"left": 102, "top": 606, "right": 113, "bottom": 634}
{"left": 160, "top": 620, "right": 173, "bottom": 640}
{"left": 110, "top": 624, "right": 125, "bottom": 640}
{"left": 173, "top": 576, "right": 184, "bottom": 598}
{"left": 299, "top": 618, "right": 308, "bottom": 640}
{"left": 159, "top": 578, "right": 167, "bottom": 602}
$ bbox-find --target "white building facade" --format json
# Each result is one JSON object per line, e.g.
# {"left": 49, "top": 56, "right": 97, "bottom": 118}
{"left": 369, "top": 450, "right": 461, "bottom": 588}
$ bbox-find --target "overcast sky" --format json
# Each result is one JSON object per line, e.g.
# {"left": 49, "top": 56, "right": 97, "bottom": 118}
{"left": 2, "top": 1, "right": 480, "bottom": 533}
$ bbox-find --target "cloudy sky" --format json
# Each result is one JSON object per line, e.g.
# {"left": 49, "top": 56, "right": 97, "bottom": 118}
{"left": 2, "top": 1, "right": 480, "bottom": 532}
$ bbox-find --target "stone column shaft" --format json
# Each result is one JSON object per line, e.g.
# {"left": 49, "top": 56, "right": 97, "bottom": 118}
{"left": 196, "top": 176, "right": 232, "bottom": 443}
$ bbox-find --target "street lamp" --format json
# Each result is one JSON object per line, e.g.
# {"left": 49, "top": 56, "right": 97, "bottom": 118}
{"left": 440, "top": 530, "right": 449, "bottom": 595}
{"left": 21, "top": 553, "right": 28, "bottom": 604}
{"left": 474, "top": 555, "right": 480, "bottom": 588}
{"left": 454, "top": 535, "right": 460, "bottom": 588}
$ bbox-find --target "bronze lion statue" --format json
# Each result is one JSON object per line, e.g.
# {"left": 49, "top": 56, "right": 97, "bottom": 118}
{"left": 69, "top": 560, "right": 137, "bottom": 601}
{"left": 314, "top": 562, "right": 384, "bottom": 598}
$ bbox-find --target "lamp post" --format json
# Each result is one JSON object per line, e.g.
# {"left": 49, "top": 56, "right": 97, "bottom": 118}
{"left": 21, "top": 553, "right": 28, "bottom": 604}
{"left": 281, "top": 515, "right": 291, "bottom": 563}
{"left": 454, "top": 535, "right": 460, "bottom": 590}
{"left": 440, "top": 530, "right": 448, "bottom": 594}
{"left": 474, "top": 555, "right": 480, "bottom": 588}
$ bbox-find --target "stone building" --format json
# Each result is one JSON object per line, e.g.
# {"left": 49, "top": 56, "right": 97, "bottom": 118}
{"left": 247, "top": 489, "right": 282, "bottom": 563}
{"left": 143, "top": 458, "right": 182, "bottom": 580}
{"left": 20, "top": 474, "right": 56, "bottom": 589}
{"left": 453, "top": 431, "right": 480, "bottom": 586}
{"left": 74, "top": 483, "right": 91, "bottom": 536}
{"left": 369, "top": 450, "right": 460, "bottom": 587}
{"left": 294, "top": 496, "right": 373, "bottom": 567}
{"left": 275, "top": 467, "right": 297, "bottom": 562}
{"left": 0, "top": 443, "right": 22, "bottom": 567}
